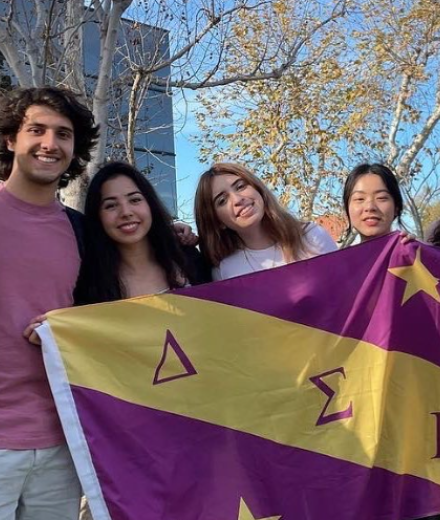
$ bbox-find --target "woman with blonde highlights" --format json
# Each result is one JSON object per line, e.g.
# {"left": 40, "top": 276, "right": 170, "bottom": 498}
{"left": 194, "top": 163, "right": 337, "bottom": 280}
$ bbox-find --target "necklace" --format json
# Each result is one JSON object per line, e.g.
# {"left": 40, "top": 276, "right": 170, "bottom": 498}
{"left": 243, "top": 245, "right": 279, "bottom": 273}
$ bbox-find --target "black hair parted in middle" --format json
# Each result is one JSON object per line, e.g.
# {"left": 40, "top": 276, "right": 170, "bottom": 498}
{"left": 74, "top": 161, "right": 192, "bottom": 305}
{"left": 343, "top": 163, "right": 404, "bottom": 232}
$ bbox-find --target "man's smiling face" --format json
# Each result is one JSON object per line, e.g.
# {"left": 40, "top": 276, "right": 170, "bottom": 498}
{"left": 7, "top": 104, "right": 75, "bottom": 187}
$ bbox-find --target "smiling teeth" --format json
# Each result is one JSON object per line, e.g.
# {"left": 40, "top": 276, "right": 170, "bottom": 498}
{"left": 120, "top": 223, "right": 137, "bottom": 230}
{"left": 36, "top": 156, "right": 57, "bottom": 163}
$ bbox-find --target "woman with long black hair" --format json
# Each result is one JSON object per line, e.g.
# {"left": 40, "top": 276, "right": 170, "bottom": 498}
{"left": 74, "top": 161, "right": 207, "bottom": 305}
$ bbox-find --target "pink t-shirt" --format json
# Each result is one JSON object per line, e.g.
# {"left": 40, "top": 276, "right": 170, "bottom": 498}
{"left": 0, "top": 187, "right": 80, "bottom": 449}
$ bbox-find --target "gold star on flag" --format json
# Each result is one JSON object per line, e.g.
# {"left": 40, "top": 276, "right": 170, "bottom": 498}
{"left": 388, "top": 247, "right": 440, "bottom": 305}
{"left": 236, "top": 498, "right": 281, "bottom": 520}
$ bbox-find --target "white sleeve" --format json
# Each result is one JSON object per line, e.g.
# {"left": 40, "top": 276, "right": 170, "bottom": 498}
{"left": 305, "top": 223, "right": 338, "bottom": 255}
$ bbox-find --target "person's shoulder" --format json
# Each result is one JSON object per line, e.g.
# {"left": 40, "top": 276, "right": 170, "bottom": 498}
{"left": 63, "top": 206, "right": 85, "bottom": 229}
{"left": 303, "top": 222, "right": 338, "bottom": 253}
{"left": 304, "top": 222, "right": 329, "bottom": 240}
{"left": 212, "top": 249, "right": 246, "bottom": 281}
{"left": 64, "top": 206, "right": 85, "bottom": 258}
{"left": 304, "top": 221, "right": 319, "bottom": 234}
{"left": 64, "top": 206, "right": 84, "bottom": 219}
{"left": 181, "top": 245, "right": 212, "bottom": 284}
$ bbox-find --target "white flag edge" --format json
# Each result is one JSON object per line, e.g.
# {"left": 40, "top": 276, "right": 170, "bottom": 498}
{"left": 39, "top": 321, "right": 111, "bottom": 520}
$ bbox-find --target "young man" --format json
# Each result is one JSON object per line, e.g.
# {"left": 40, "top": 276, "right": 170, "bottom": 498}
{"left": 0, "top": 86, "right": 99, "bottom": 520}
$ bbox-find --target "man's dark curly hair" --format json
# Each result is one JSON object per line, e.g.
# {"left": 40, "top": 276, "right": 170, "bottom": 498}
{"left": 0, "top": 86, "right": 100, "bottom": 185}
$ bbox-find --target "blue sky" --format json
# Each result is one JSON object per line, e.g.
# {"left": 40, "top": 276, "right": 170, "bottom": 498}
{"left": 173, "top": 91, "right": 206, "bottom": 224}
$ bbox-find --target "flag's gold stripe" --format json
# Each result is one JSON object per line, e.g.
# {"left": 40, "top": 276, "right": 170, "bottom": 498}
{"left": 48, "top": 294, "right": 440, "bottom": 485}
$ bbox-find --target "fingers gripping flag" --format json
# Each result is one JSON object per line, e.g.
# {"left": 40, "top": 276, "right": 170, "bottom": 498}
{"left": 39, "top": 233, "right": 440, "bottom": 520}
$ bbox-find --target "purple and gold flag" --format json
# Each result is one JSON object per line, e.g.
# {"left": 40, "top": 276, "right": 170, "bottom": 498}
{"left": 40, "top": 233, "right": 440, "bottom": 520}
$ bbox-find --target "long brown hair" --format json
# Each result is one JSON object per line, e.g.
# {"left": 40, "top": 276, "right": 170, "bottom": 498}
{"left": 194, "top": 163, "right": 309, "bottom": 266}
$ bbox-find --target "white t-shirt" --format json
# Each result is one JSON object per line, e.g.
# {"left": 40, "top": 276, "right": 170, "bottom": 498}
{"left": 212, "top": 223, "right": 338, "bottom": 281}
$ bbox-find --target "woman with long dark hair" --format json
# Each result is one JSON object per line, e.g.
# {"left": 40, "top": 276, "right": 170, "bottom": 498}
{"left": 74, "top": 161, "right": 205, "bottom": 305}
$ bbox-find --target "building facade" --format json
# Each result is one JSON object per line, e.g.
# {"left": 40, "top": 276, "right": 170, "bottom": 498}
{"left": 0, "top": 2, "right": 177, "bottom": 214}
